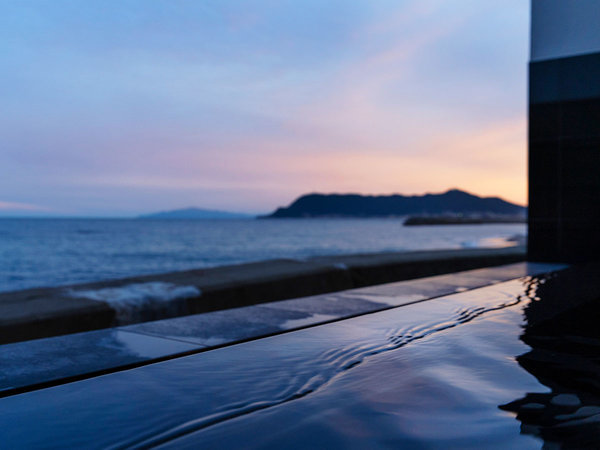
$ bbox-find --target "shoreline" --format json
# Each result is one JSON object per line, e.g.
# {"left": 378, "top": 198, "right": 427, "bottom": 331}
{"left": 403, "top": 216, "right": 526, "bottom": 226}
{"left": 0, "top": 246, "right": 526, "bottom": 345}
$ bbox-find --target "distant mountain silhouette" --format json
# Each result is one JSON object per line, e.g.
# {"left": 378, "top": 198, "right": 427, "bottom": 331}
{"left": 139, "top": 207, "right": 253, "bottom": 219}
{"left": 265, "top": 189, "right": 526, "bottom": 218}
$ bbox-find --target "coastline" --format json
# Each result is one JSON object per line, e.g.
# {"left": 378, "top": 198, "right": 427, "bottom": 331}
{"left": 0, "top": 246, "right": 525, "bottom": 344}
{"left": 403, "top": 216, "right": 526, "bottom": 226}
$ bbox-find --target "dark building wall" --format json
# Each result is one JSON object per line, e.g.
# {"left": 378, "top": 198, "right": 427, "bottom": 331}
{"left": 528, "top": 51, "right": 600, "bottom": 261}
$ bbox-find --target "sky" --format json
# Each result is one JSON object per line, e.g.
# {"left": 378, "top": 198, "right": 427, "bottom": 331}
{"left": 0, "top": 1, "right": 530, "bottom": 216}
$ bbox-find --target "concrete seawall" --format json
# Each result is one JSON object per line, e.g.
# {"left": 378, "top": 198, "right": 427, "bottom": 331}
{"left": 0, "top": 246, "right": 526, "bottom": 344}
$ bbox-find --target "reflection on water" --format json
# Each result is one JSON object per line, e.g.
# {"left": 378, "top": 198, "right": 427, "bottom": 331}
{"left": 3, "top": 265, "right": 600, "bottom": 449}
{"left": 500, "top": 263, "right": 600, "bottom": 449}
{"left": 154, "top": 279, "right": 547, "bottom": 449}
{"left": 127, "top": 282, "right": 541, "bottom": 448}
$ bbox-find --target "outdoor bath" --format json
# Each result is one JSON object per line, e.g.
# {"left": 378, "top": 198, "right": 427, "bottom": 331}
{"left": 2, "top": 262, "right": 598, "bottom": 448}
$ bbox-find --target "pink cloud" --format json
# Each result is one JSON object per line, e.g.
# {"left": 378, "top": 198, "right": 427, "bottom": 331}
{"left": 0, "top": 201, "right": 50, "bottom": 211}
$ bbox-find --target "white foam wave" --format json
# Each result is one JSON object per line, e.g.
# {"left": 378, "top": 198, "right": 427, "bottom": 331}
{"left": 68, "top": 282, "right": 201, "bottom": 322}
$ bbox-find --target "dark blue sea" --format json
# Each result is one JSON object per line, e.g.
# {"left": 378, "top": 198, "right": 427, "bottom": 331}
{"left": 0, "top": 218, "right": 526, "bottom": 292}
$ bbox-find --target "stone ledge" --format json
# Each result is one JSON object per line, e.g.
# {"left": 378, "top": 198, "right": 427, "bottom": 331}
{"left": 0, "top": 246, "right": 526, "bottom": 344}
{"left": 3, "top": 261, "right": 564, "bottom": 398}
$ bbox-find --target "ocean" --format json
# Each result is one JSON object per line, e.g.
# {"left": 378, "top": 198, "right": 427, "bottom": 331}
{"left": 0, "top": 218, "right": 526, "bottom": 293}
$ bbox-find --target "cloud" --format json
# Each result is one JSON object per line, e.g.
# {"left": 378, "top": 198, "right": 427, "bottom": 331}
{"left": 0, "top": 201, "right": 50, "bottom": 212}
{"left": 0, "top": 1, "right": 530, "bottom": 214}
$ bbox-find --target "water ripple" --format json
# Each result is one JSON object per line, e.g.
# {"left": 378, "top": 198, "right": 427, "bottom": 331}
{"left": 115, "top": 278, "right": 539, "bottom": 449}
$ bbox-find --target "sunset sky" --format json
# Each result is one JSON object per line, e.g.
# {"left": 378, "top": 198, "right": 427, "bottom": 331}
{"left": 1, "top": 1, "right": 529, "bottom": 216}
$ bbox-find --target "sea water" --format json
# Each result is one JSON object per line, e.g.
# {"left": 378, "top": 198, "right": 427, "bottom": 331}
{"left": 0, "top": 218, "right": 526, "bottom": 292}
